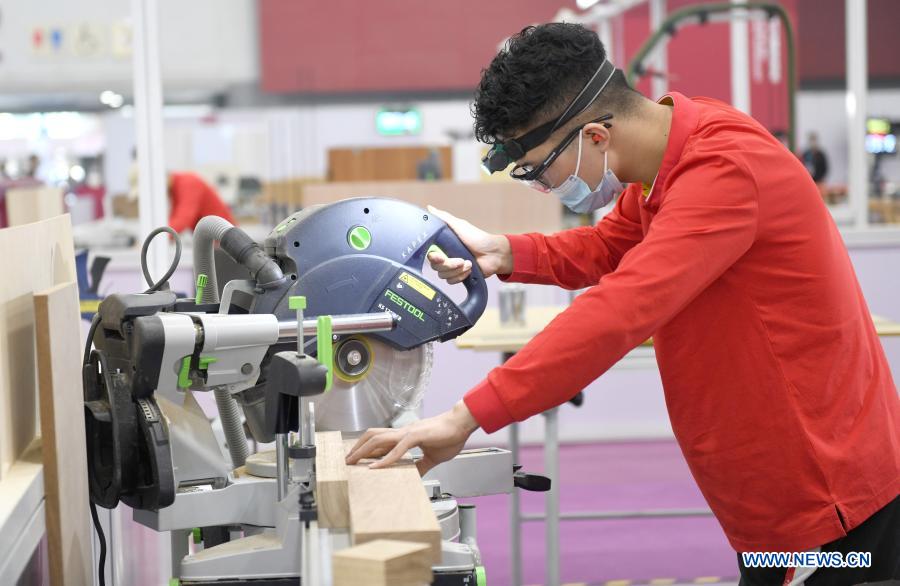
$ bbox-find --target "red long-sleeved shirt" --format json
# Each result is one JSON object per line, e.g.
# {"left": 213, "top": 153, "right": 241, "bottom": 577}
{"left": 464, "top": 92, "right": 900, "bottom": 552}
{"left": 168, "top": 172, "right": 236, "bottom": 233}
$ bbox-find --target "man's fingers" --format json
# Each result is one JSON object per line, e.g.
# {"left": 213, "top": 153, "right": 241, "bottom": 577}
{"left": 369, "top": 434, "right": 416, "bottom": 469}
{"left": 433, "top": 256, "right": 465, "bottom": 271}
{"left": 348, "top": 433, "right": 399, "bottom": 464}
{"left": 445, "top": 267, "right": 472, "bottom": 285}
{"left": 346, "top": 428, "right": 392, "bottom": 463}
{"left": 436, "top": 260, "right": 472, "bottom": 280}
{"left": 426, "top": 250, "right": 448, "bottom": 267}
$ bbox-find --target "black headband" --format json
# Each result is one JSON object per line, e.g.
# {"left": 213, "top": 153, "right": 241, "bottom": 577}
{"left": 482, "top": 58, "right": 617, "bottom": 174}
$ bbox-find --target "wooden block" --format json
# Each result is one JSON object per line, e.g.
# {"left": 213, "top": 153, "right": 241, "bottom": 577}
{"left": 332, "top": 539, "right": 433, "bottom": 586}
{"left": 315, "top": 431, "right": 349, "bottom": 528}
{"left": 34, "top": 282, "right": 92, "bottom": 586}
{"left": 347, "top": 453, "right": 441, "bottom": 565}
{"left": 0, "top": 214, "right": 76, "bottom": 480}
{"left": 6, "top": 186, "right": 64, "bottom": 226}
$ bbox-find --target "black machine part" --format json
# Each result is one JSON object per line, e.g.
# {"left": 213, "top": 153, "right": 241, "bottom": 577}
{"left": 83, "top": 349, "right": 174, "bottom": 511}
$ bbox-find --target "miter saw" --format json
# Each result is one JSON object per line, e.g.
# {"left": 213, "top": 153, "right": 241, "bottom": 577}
{"left": 83, "top": 197, "right": 548, "bottom": 585}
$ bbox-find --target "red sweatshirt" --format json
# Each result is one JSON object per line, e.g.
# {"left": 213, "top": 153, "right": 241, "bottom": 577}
{"left": 464, "top": 92, "right": 900, "bottom": 552}
{"left": 168, "top": 172, "right": 236, "bottom": 233}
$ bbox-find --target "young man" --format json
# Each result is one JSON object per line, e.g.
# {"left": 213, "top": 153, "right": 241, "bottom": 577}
{"left": 346, "top": 23, "right": 899, "bottom": 583}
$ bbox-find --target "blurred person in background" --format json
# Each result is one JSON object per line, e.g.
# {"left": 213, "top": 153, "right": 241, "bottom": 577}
{"left": 167, "top": 171, "right": 236, "bottom": 233}
{"left": 802, "top": 131, "right": 830, "bottom": 202}
{"left": 25, "top": 154, "right": 41, "bottom": 180}
{"left": 129, "top": 161, "right": 235, "bottom": 233}
{"left": 416, "top": 148, "right": 444, "bottom": 180}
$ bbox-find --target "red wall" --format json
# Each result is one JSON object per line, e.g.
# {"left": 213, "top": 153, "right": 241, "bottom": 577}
{"left": 258, "top": 0, "right": 579, "bottom": 94}
{"left": 259, "top": 0, "right": 899, "bottom": 132}
{"left": 797, "top": 0, "right": 900, "bottom": 85}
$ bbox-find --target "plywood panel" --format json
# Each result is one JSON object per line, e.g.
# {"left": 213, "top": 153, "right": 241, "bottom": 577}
{"left": 347, "top": 449, "right": 441, "bottom": 565}
{"left": 302, "top": 180, "right": 563, "bottom": 236}
{"left": 315, "top": 431, "right": 349, "bottom": 528}
{"left": 34, "top": 282, "right": 92, "bottom": 586}
{"left": 0, "top": 214, "right": 76, "bottom": 480}
{"left": 6, "top": 187, "right": 65, "bottom": 227}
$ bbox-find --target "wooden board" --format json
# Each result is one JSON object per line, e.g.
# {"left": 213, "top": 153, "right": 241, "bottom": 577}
{"left": 34, "top": 282, "right": 92, "bottom": 586}
{"left": 301, "top": 180, "right": 563, "bottom": 236}
{"left": 347, "top": 449, "right": 441, "bottom": 565}
{"left": 6, "top": 187, "right": 64, "bottom": 227}
{"left": 328, "top": 146, "right": 453, "bottom": 182}
{"left": 0, "top": 214, "right": 76, "bottom": 480}
{"left": 315, "top": 431, "right": 349, "bottom": 528}
{"left": 332, "top": 539, "right": 432, "bottom": 586}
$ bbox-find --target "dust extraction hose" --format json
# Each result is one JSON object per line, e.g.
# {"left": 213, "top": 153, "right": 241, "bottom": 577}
{"left": 192, "top": 215, "right": 287, "bottom": 468}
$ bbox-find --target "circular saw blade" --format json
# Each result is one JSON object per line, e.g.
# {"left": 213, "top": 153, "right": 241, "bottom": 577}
{"left": 308, "top": 337, "right": 433, "bottom": 432}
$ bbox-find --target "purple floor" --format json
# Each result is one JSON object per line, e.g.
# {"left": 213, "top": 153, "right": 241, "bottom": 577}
{"left": 460, "top": 440, "right": 740, "bottom": 586}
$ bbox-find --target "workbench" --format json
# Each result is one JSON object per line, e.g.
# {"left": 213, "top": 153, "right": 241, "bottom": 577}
{"left": 456, "top": 306, "right": 900, "bottom": 586}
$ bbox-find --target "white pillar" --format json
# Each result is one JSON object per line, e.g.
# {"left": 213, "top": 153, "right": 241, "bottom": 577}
{"left": 846, "top": 0, "right": 868, "bottom": 228}
{"left": 730, "top": 0, "right": 751, "bottom": 113}
{"left": 649, "top": 0, "right": 668, "bottom": 99}
{"left": 132, "top": 0, "right": 170, "bottom": 283}
{"left": 131, "top": 1, "right": 174, "bottom": 579}
{"left": 598, "top": 17, "right": 614, "bottom": 62}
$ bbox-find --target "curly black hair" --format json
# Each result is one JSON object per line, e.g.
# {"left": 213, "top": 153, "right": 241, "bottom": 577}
{"left": 472, "top": 23, "right": 640, "bottom": 144}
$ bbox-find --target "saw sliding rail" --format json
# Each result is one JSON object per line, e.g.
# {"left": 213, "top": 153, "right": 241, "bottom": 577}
{"left": 277, "top": 312, "right": 395, "bottom": 341}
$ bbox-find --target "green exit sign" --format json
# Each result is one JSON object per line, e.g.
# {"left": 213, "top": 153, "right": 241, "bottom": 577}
{"left": 376, "top": 108, "right": 422, "bottom": 136}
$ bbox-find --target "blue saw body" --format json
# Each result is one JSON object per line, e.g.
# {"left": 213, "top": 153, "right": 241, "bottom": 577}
{"left": 264, "top": 197, "right": 488, "bottom": 350}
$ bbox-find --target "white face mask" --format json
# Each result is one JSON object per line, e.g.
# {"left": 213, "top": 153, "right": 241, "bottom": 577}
{"left": 551, "top": 134, "right": 625, "bottom": 214}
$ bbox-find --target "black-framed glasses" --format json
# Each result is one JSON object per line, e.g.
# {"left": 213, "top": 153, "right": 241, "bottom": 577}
{"left": 509, "top": 114, "right": 613, "bottom": 192}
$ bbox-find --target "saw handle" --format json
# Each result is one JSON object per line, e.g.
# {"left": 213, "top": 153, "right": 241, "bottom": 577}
{"left": 432, "top": 224, "right": 489, "bottom": 325}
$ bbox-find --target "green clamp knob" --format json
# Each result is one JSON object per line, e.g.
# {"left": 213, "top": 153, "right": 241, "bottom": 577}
{"left": 191, "top": 527, "right": 202, "bottom": 544}
{"left": 178, "top": 356, "right": 192, "bottom": 389}
{"left": 317, "top": 315, "right": 333, "bottom": 392}
{"left": 195, "top": 273, "right": 208, "bottom": 304}
{"left": 289, "top": 296, "right": 307, "bottom": 310}
{"left": 178, "top": 355, "right": 217, "bottom": 389}
{"left": 475, "top": 566, "right": 487, "bottom": 586}
{"left": 198, "top": 356, "right": 217, "bottom": 370}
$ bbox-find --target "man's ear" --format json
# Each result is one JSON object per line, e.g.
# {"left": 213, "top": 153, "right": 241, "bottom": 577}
{"left": 583, "top": 122, "right": 611, "bottom": 150}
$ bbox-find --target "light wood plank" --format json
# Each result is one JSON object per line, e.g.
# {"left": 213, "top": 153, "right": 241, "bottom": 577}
{"left": 34, "top": 282, "right": 92, "bottom": 586}
{"left": 332, "top": 539, "right": 432, "bottom": 586}
{"left": 347, "top": 451, "right": 441, "bottom": 565}
{"left": 315, "top": 431, "right": 349, "bottom": 528}
{"left": 0, "top": 214, "right": 76, "bottom": 480}
{"left": 6, "top": 187, "right": 64, "bottom": 227}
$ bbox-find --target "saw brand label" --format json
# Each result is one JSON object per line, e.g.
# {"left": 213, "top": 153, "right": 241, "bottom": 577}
{"left": 399, "top": 271, "right": 436, "bottom": 301}
{"left": 383, "top": 290, "right": 426, "bottom": 322}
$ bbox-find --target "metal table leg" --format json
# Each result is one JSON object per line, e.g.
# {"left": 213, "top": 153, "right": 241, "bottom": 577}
{"left": 509, "top": 421, "right": 522, "bottom": 586}
{"left": 544, "top": 407, "right": 560, "bottom": 586}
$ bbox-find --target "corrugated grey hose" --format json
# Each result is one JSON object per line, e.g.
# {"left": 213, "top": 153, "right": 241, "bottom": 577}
{"left": 193, "top": 216, "right": 249, "bottom": 468}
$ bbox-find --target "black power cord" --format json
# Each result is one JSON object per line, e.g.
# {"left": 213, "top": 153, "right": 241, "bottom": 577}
{"left": 85, "top": 226, "right": 182, "bottom": 586}
{"left": 140, "top": 226, "right": 183, "bottom": 292}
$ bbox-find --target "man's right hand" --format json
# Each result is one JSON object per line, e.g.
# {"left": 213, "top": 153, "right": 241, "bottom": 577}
{"left": 426, "top": 205, "right": 512, "bottom": 283}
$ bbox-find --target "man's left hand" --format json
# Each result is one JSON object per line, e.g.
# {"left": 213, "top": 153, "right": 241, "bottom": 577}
{"left": 345, "top": 401, "right": 480, "bottom": 475}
